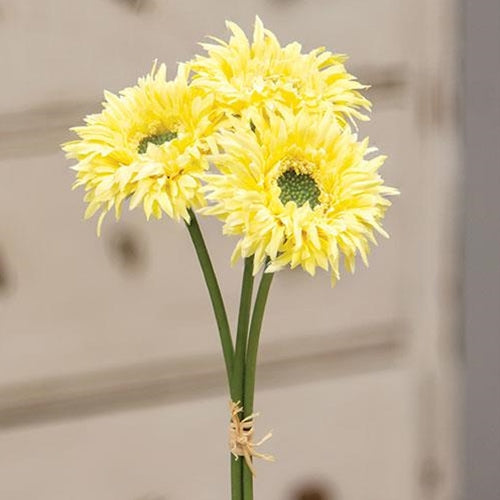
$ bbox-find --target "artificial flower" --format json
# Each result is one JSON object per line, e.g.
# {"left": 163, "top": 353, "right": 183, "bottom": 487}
{"left": 203, "top": 109, "right": 398, "bottom": 283}
{"left": 189, "top": 17, "right": 370, "bottom": 126}
{"left": 63, "top": 63, "right": 220, "bottom": 233}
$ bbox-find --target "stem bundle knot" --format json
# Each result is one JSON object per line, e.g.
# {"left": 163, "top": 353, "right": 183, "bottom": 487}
{"left": 229, "top": 401, "right": 274, "bottom": 477}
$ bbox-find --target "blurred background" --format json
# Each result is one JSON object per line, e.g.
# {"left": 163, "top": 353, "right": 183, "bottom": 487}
{"left": 0, "top": 1, "right": 498, "bottom": 499}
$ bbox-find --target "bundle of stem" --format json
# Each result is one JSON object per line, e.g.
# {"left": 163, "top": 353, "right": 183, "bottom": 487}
{"left": 186, "top": 210, "right": 274, "bottom": 500}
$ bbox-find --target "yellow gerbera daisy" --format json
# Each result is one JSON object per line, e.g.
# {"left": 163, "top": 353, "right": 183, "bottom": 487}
{"left": 189, "top": 17, "right": 370, "bottom": 126}
{"left": 63, "top": 63, "right": 220, "bottom": 233}
{"left": 203, "top": 109, "right": 398, "bottom": 284}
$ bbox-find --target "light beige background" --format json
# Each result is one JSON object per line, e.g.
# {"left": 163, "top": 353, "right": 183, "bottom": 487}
{"left": 0, "top": 1, "right": 461, "bottom": 499}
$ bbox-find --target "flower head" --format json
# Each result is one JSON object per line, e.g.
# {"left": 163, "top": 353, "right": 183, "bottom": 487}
{"left": 203, "top": 109, "right": 398, "bottom": 284}
{"left": 63, "top": 63, "right": 220, "bottom": 233}
{"left": 189, "top": 17, "right": 370, "bottom": 126}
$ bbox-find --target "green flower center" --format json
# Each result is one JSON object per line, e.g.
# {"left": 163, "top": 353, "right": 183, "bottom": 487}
{"left": 138, "top": 131, "right": 177, "bottom": 154}
{"left": 277, "top": 169, "right": 321, "bottom": 208}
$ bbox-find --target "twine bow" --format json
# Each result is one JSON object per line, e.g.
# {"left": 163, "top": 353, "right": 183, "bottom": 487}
{"left": 228, "top": 401, "right": 274, "bottom": 476}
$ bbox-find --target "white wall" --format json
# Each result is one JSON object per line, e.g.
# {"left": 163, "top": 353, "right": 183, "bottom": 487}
{"left": 0, "top": 1, "right": 462, "bottom": 498}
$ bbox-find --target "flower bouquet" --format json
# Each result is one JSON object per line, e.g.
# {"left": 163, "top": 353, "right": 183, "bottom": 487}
{"left": 62, "top": 17, "right": 397, "bottom": 500}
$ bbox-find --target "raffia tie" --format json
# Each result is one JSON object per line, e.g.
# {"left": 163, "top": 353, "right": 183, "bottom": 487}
{"left": 229, "top": 401, "right": 274, "bottom": 476}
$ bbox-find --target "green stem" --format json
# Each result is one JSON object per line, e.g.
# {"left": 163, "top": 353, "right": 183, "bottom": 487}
{"left": 243, "top": 268, "right": 274, "bottom": 500}
{"left": 185, "top": 209, "right": 234, "bottom": 388}
{"left": 233, "top": 257, "right": 255, "bottom": 402}
{"left": 231, "top": 257, "right": 255, "bottom": 500}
